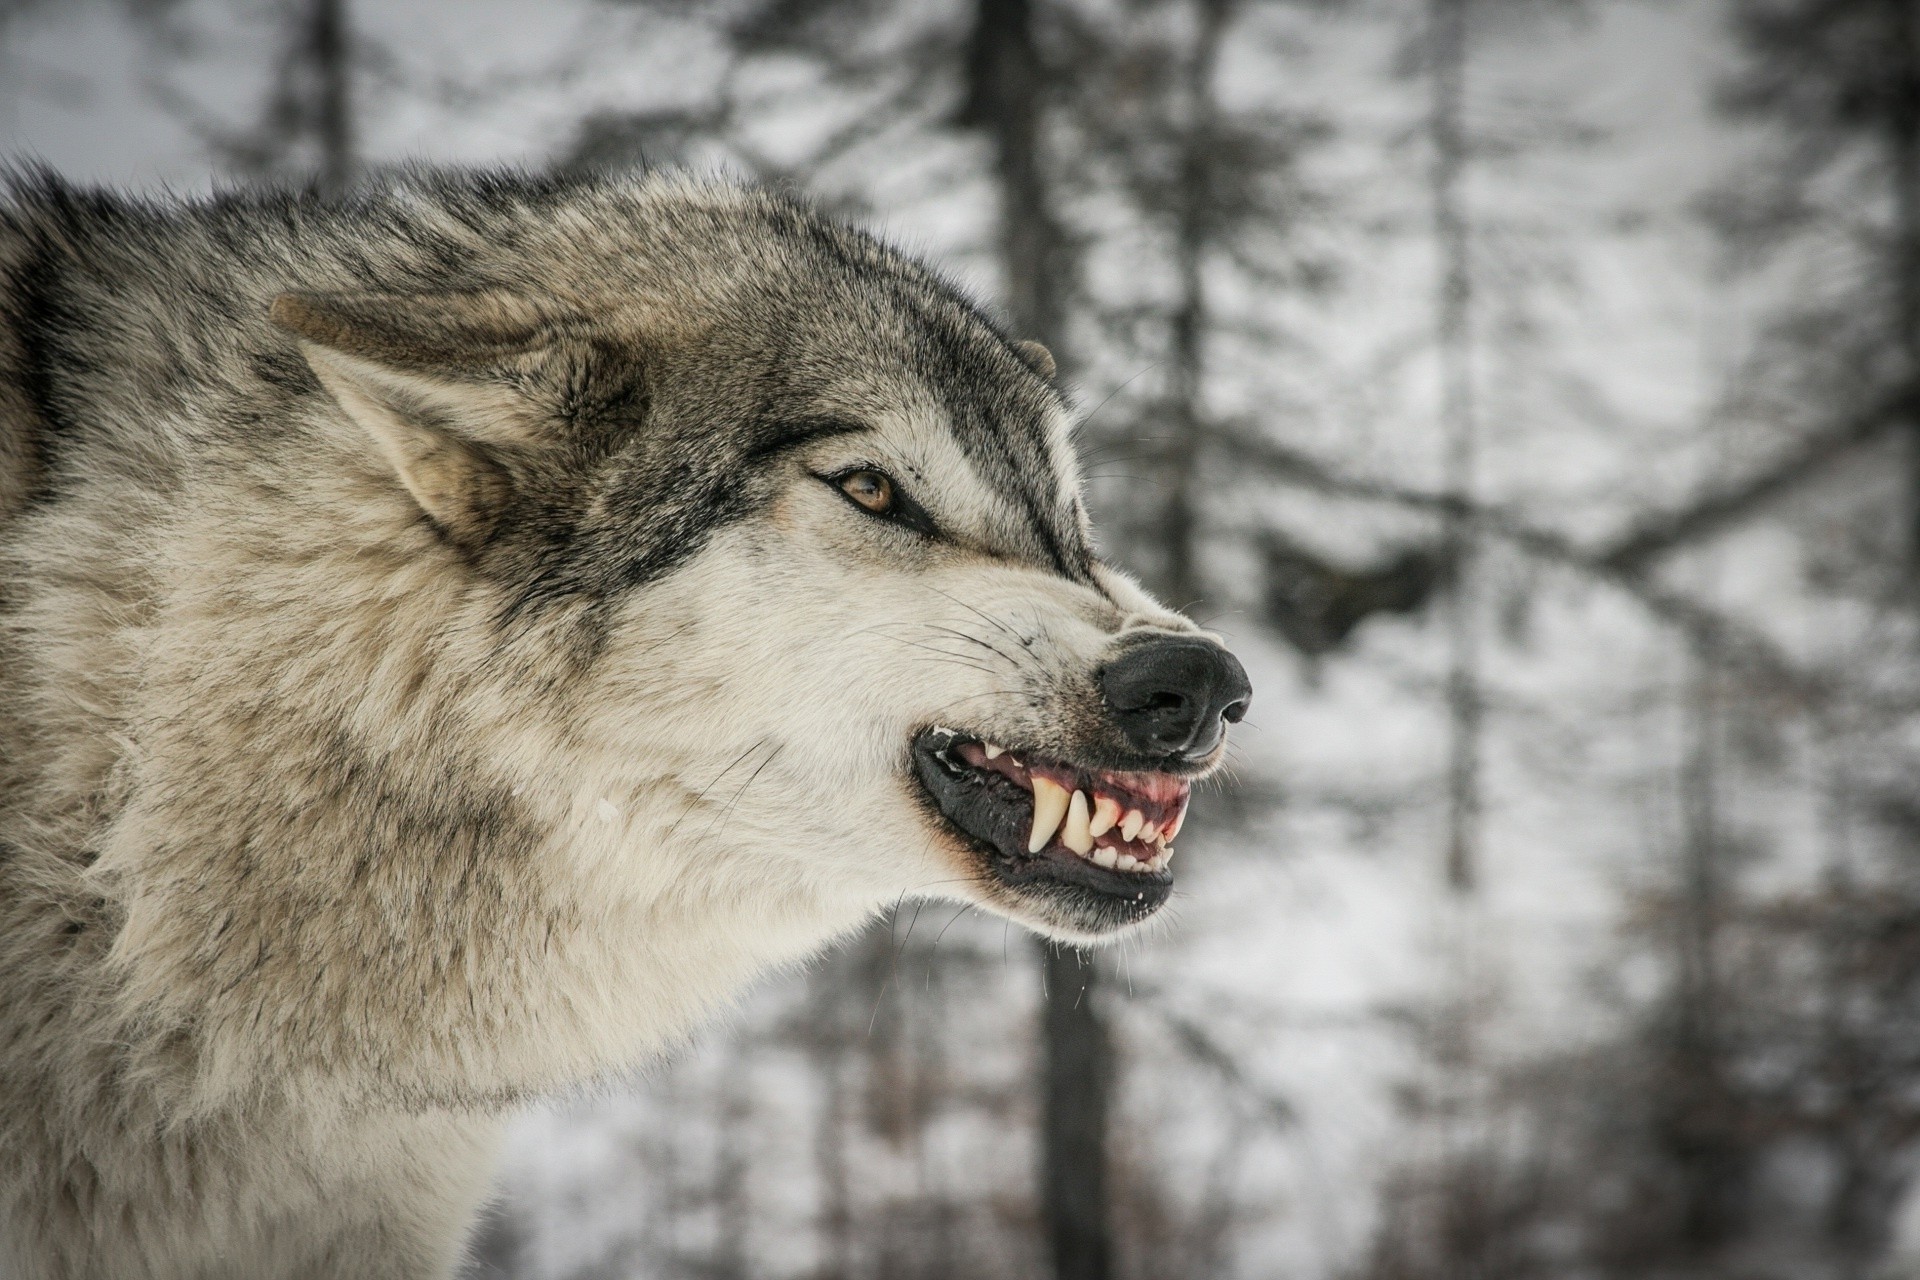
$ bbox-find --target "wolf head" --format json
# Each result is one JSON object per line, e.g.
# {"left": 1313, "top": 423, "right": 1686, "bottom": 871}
{"left": 266, "top": 180, "right": 1249, "bottom": 950}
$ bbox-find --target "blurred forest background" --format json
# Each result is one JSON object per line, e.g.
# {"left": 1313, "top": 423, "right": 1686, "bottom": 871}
{"left": 7, "top": 0, "right": 1920, "bottom": 1276}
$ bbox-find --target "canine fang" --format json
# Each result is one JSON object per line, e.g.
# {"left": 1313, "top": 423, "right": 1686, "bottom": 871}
{"left": 1063, "top": 790, "right": 1094, "bottom": 855}
{"left": 1030, "top": 776, "right": 1071, "bottom": 852}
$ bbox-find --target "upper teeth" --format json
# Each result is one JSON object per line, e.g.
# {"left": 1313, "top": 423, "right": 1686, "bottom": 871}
{"left": 1029, "top": 776, "right": 1070, "bottom": 853}
{"left": 1020, "top": 781, "right": 1175, "bottom": 875}
{"left": 1062, "top": 789, "right": 1094, "bottom": 854}
{"left": 970, "top": 740, "right": 1179, "bottom": 875}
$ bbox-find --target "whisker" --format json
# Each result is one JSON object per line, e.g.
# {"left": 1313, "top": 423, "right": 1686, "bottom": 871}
{"left": 926, "top": 587, "right": 1025, "bottom": 645}
{"left": 869, "top": 633, "right": 1002, "bottom": 676}
{"left": 901, "top": 875, "right": 992, "bottom": 896}
{"left": 660, "top": 735, "right": 773, "bottom": 843}
{"left": 894, "top": 900, "right": 926, "bottom": 962}
{"left": 925, "top": 689, "right": 1029, "bottom": 716}
{"left": 928, "top": 904, "right": 975, "bottom": 983}
{"left": 920, "top": 624, "right": 1024, "bottom": 670}
{"left": 870, "top": 889, "right": 912, "bottom": 1038}
{"left": 1076, "top": 363, "right": 1160, "bottom": 435}
{"left": 696, "top": 741, "right": 784, "bottom": 843}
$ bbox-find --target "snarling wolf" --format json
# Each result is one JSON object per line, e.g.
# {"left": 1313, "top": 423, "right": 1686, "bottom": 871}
{"left": 0, "top": 170, "right": 1249, "bottom": 1278}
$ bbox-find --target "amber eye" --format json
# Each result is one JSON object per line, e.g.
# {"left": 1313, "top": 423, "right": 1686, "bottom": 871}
{"left": 838, "top": 469, "right": 895, "bottom": 516}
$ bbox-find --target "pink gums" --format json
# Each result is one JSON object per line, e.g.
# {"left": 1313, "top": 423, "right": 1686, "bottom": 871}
{"left": 953, "top": 741, "right": 1192, "bottom": 857}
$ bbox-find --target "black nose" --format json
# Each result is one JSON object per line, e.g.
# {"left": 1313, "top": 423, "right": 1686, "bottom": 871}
{"left": 1099, "top": 636, "right": 1251, "bottom": 762}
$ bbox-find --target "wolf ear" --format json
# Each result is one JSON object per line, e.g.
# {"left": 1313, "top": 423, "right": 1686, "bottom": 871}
{"left": 1012, "top": 339, "right": 1056, "bottom": 381}
{"left": 269, "top": 290, "right": 556, "bottom": 551}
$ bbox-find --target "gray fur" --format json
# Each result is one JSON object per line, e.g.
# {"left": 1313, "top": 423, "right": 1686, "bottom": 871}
{"left": 0, "top": 168, "right": 1221, "bottom": 1278}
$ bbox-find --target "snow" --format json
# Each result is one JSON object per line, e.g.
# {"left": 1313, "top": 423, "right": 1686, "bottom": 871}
{"left": 7, "top": 0, "right": 1895, "bottom": 1274}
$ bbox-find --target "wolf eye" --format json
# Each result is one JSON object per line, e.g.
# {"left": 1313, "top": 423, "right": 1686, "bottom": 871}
{"left": 838, "top": 469, "right": 896, "bottom": 516}
{"left": 824, "top": 466, "right": 940, "bottom": 538}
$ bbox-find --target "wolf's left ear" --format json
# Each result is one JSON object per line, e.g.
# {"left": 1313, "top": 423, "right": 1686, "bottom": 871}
{"left": 269, "top": 290, "right": 558, "bottom": 551}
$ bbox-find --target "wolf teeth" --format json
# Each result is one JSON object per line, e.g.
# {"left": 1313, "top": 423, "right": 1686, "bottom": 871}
{"left": 1062, "top": 790, "right": 1093, "bottom": 854}
{"left": 984, "top": 742, "right": 1004, "bottom": 759}
{"left": 1089, "top": 794, "right": 1121, "bottom": 838}
{"left": 1012, "top": 765, "right": 1179, "bottom": 873}
{"left": 1029, "top": 776, "right": 1070, "bottom": 852}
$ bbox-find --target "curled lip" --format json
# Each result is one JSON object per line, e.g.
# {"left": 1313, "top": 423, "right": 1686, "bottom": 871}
{"left": 909, "top": 726, "right": 1181, "bottom": 921}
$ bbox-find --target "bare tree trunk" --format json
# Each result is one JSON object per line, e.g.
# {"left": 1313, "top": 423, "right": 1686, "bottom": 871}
{"left": 962, "top": 0, "right": 1068, "bottom": 351}
{"left": 810, "top": 977, "right": 856, "bottom": 1279}
{"left": 1676, "top": 643, "right": 1719, "bottom": 1071}
{"left": 1811, "top": 723, "right": 1909, "bottom": 1277}
{"left": 235, "top": 0, "right": 356, "bottom": 193}
{"left": 1667, "top": 639, "right": 1748, "bottom": 1259}
{"left": 307, "top": 0, "right": 354, "bottom": 198}
{"left": 1159, "top": 0, "right": 1231, "bottom": 614}
{"left": 1423, "top": 3, "right": 1495, "bottom": 1260}
{"left": 712, "top": 1046, "right": 752, "bottom": 1280}
{"left": 961, "top": 6, "right": 1110, "bottom": 1277}
{"left": 1039, "top": 945, "right": 1111, "bottom": 1280}
{"left": 1430, "top": 0, "right": 1480, "bottom": 897}
{"left": 1882, "top": 0, "right": 1920, "bottom": 573}
{"left": 1827, "top": 11, "right": 1920, "bottom": 1260}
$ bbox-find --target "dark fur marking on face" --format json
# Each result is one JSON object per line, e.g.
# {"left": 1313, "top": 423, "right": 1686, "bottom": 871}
{"left": 752, "top": 201, "right": 1092, "bottom": 584}
{"left": 906, "top": 315, "right": 1085, "bottom": 576}
{"left": 912, "top": 331, "right": 1090, "bottom": 584}
{"left": 741, "top": 417, "right": 871, "bottom": 463}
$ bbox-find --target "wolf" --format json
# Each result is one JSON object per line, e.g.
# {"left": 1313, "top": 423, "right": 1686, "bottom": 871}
{"left": 0, "top": 169, "right": 1250, "bottom": 1279}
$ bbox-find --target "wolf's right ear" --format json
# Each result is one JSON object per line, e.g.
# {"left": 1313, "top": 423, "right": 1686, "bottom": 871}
{"left": 1013, "top": 340, "right": 1056, "bottom": 381}
{"left": 269, "top": 290, "right": 556, "bottom": 551}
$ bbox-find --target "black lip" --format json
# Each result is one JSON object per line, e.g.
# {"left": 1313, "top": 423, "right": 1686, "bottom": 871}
{"left": 909, "top": 727, "right": 1174, "bottom": 931}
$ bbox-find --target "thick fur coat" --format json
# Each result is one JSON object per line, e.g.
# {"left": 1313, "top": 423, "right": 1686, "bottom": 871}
{"left": 0, "top": 170, "right": 1242, "bottom": 1278}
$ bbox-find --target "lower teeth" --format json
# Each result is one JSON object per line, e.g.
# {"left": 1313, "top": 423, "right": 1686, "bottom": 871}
{"left": 1079, "top": 844, "right": 1167, "bottom": 873}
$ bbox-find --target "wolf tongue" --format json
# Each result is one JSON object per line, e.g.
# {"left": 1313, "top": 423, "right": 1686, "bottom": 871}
{"left": 1029, "top": 776, "right": 1070, "bottom": 853}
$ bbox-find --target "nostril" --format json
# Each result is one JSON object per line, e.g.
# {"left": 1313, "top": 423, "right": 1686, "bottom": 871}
{"left": 1099, "top": 635, "right": 1252, "bottom": 760}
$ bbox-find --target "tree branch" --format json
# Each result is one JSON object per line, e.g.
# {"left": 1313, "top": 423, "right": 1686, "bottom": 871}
{"left": 1203, "top": 423, "right": 1833, "bottom": 702}
{"left": 1155, "top": 1010, "right": 1298, "bottom": 1131}
{"left": 1597, "top": 388, "right": 1916, "bottom": 574}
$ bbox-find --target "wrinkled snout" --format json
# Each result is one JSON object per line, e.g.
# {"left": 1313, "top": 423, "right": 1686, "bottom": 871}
{"left": 1099, "top": 635, "right": 1251, "bottom": 764}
